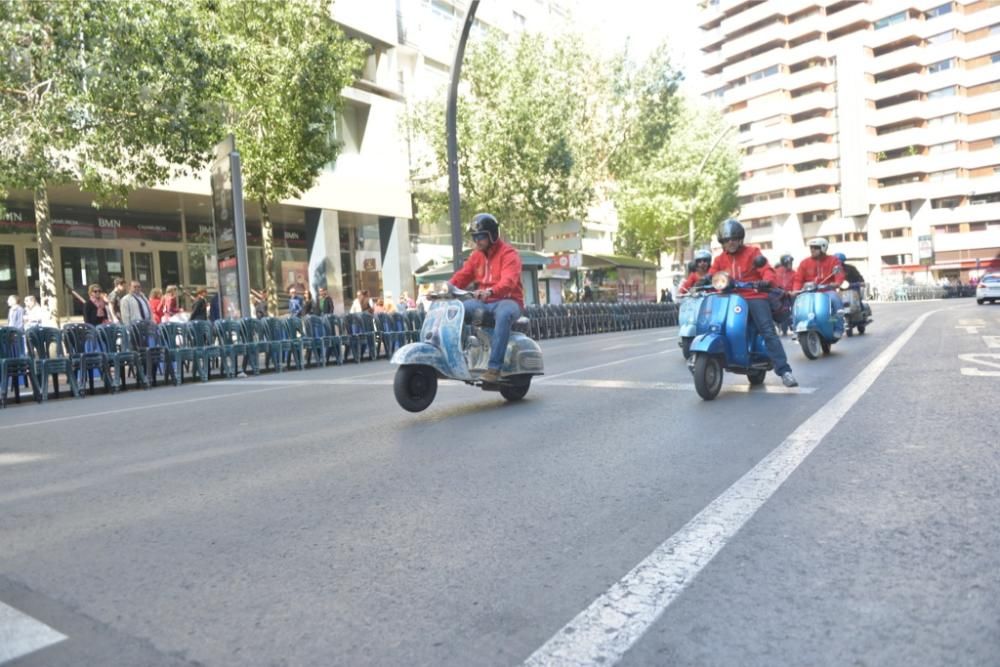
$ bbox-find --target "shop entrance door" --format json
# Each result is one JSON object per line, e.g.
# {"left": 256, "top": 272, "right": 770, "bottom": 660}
{"left": 130, "top": 252, "right": 154, "bottom": 288}
{"left": 60, "top": 247, "right": 124, "bottom": 317}
{"left": 159, "top": 251, "right": 181, "bottom": 290}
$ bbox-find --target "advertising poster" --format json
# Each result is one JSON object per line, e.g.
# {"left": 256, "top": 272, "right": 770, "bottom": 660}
{"left": 281, "top": 260, "right": 309, "bottom": 294}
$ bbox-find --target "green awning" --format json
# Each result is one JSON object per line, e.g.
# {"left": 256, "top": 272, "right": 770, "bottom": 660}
{"left": 414, "top": 249, "right": 549, "bottom": 284}
{"left": 580, "top": 253, "right": 660, "bottom": 270}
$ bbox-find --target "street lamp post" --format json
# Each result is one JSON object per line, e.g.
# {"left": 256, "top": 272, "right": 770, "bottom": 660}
{"left": 447, "top": 0, "right": 481, "bottom": 272}
{"left": 687, "top": 126, "right": 735, "bottom": 259}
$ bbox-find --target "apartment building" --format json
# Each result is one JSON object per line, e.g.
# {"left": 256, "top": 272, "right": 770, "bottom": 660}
{"left": 698, "top": 0, "right": 1000, "bottom": 284}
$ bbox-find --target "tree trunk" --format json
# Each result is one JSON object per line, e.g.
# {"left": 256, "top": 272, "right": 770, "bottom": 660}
{"left": 260, "top": 199, "right": 278, "bottom": 316}
{"left": 34, "top": 183, "right": 59, "bottom": 325}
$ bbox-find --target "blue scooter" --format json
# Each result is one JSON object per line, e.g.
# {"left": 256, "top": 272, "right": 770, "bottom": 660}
{"left": 688, "top": 271, "right": 773, "bottom": 401}
{"left": 792, "top": 282, "right": 845, "bottom": 359}
{"left": 390, "top": 284, "right": 544, "bottom": 412}
{"left": 677, "top": 284, "right": 712, "bottom": 360}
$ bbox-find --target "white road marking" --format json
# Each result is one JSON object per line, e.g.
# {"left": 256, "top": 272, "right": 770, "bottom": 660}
{"left": 959, "top": 353, "right": 1000, "bottom": 377}
{"left": 601, "top": 343, "right": 646, "bottom": 351}
{"left": 0, "top": 601, "right": 66, "bottom": 664}
{"left": 0, "top": 453, "right": 53, "bottom": 466}
{"left": 521, "top": 308, "right": 942, "bottom": 667}
{"left": 536, "top": 349, "right": 673, "bottom": 382}
{"left": 981, "top": 335, "right": 1000, "bottom": 349}
{"left": 545, "top": 378, "right": 816, "bottom": 395}
{"left": 0, "top": 386, "right": 287, "bottom": 432}
{"left": 955, "top": 324, "right": 983, "bottom": 334}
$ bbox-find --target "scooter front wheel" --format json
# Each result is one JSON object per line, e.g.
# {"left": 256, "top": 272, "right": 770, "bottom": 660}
{"left": 394, "top": 364, "right": 438, "bottom": 412}
{"left": 693, "top": 354, "right": 723, "bottom": 401}
{"left": 799, "top": 331, "right": 821, "bottom": 360}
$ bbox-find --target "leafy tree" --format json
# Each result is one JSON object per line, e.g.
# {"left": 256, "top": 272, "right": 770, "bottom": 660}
{"left": 613, "top": 100, "right": 739, "bottom": 261}
{"left": 0, "top": 0, "right": 223, "bottom": 321}
{"left": 201, "top": 0, "right": 364, "bottom": 314}
{"left": 410, "top": 32, "right": 617, "bottom": 241}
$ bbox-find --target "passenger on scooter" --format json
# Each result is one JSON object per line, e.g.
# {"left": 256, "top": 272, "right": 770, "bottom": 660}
{"left": 709, "top": 218, "right": 798, "bottom": 388}
{"left": 834, "top": 251, "right": 869, "bottom": 312}
{"left": 775, "top": 254, "right": 796, "bottom": 337}
{"left": 449, "top": 213, "right": 524, "bottom": 384}
{"left": 678, "top": 250, "right": 713, "bottom": 296}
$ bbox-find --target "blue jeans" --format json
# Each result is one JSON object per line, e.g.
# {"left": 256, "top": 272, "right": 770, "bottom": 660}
{"left": 747, "top": 298, "right": 791, "bottom": 377}
{"left": 463, "top": 299, "right": 522, "bottom": 370}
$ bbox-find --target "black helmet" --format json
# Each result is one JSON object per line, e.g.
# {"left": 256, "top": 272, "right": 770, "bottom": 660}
{"left": 780, "top": 254, "right": 794, "bottom": 268}
{"left": 468, "top": 213, "right": 499, "bottom": 243}
{"left": 716, "top": 218, "right": 745, "bottom": 244}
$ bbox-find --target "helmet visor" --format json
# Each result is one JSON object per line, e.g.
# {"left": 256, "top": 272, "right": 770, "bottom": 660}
{"left": 471, "top": 231, "right": 490, "bottom": 242}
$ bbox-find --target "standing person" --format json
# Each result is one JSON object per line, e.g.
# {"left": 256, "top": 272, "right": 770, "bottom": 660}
{"left": 119, "top": 281, "right": 153, "bottom": 325}
{"left": 383, "top": 292, "right": 397, "bottom": 314}
{"left": 189, "top": 288, "right": 209, "bottom": 321}
{"left": 107, "top": 278, "right": 127, "bottom": 323}
{"left": 148, "top": 287, "right": 164, "bottom": 324}
{"left": 318, "top": 287, "right": 334, "bottom": 315}
{"left": 254, "top": 289, "right": 269, "bottom": 319}
{"left": 6, "top": 295, "right": 25, "bottom": 330}
{"left": 709, "top": 218, "right": 797, "bottom": 388}
{"left": 23, "top": 295, "right": 51, "bottom": 328}
{"left": 160, "top": 285, "right": 181, "bottom": 322}
{"left": 84, "top": 285, "right": 110, "bottom": 326}
{"left": 287, "top": 287, "right": 303, "bottom": 317}
{"left": 300, "top": 289, "right": 314, "bottom": 317}
{"left": 448, "top": 213, "right": 524, "bottom": 383}
{"left": 678, "top": 250, "right": 712, "bottom": 296}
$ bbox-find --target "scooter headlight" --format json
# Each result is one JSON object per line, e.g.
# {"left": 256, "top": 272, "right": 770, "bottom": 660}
{"left": 711, "top": 272, "right": 732, "bottom": 291}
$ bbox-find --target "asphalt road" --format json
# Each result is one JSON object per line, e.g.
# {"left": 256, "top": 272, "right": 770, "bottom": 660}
{"left": 1, "top": 300, "right": 998, "bottom": 666}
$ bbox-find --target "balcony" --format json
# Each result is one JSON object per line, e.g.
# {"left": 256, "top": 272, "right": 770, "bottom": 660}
{"left": 932, "top": 226, "right": 1000, "bottom": 253}
{"left": 739, "top": 195, "right": 796, "bottom": 219}
{"left": 785, "top": 91, "right": 837, "bottom": 118}
{"left": 787, "top": 192, "right": 840, "bottom": 214}
{"left": 790, "top": 141, "right": 839, "bottom": 164}
{"left": 919, "top": 202, "right": 1000, "bottom": 227}
{"left": 786, "top": 115, "right": 838, "bottom": 140}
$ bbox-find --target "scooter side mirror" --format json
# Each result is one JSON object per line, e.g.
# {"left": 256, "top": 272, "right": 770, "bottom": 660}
{"left": 752, "top": 255, "right": 768, "bottom": 269}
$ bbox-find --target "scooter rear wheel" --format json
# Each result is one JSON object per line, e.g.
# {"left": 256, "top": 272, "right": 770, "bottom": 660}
{"left": 857, "top": 324, "right": 866, "bottom": 335}
{"left": 394, "top": 364, "right": 438, "bottom": 412}
{"left": 693, "top": 354, "right": 723, "bottom": 400}
{"left": 799, "top": 331, "right": 821, "bottom": 360}
{"left": 747, "top": 369, "right": 766, "bottom": 386}
{"left": 500, "top": 376, "right": 531, "bottom": 401}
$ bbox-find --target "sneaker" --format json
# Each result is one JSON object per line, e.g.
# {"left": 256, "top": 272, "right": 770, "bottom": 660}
{"left": 480, "top": 368, "right": 501, "bottom": 383}
{"left": 781, "top": 372, "right": 799, "bottom": 388}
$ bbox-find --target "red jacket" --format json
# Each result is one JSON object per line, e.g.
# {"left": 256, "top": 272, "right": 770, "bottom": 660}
{"left": 708, "top": 245, "right": 775, "bottom": 300}
{"left": 793, "top": 255, "right": 841, "bottom": 290}
{"left": 450, "top": 238, "right": 524, "bottom": 308}
{"left": 678, "top": 271, "right": 708, "bottom": 295}
{"left": 775, "top": 266, "right": 795, "bottom": 292}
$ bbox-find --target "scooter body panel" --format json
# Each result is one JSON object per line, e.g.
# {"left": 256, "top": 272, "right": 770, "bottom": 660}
{"left": 690, "top": 292, "right": 772, "bottom": 371}
{"left": 793, "top": 289, "right": 845, "bottom": 342}
{"left": 678, "top": 293, "right": 708, "bottom": 338}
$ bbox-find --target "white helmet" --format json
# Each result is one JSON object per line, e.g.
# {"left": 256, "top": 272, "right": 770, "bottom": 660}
{"left": 807, "top": 237, "right": 828, "bottom": 253}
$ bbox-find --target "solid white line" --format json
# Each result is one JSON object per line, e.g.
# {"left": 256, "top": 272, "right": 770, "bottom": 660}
{"left": 0, "top": 385, "right": 287, "bottom": 432}
{"left": 0, "top": 601, "right": 67, "bottom": 664}
{"left": 522, "top": 308, "right": 942, "bottom": 667}
{"left": 0, "top": 453, "right": 54, "bottom": 466}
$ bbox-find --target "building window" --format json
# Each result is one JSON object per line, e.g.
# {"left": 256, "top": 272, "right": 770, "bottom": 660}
{"left": 748, "top": 64, "right": 780, "bottom": 81}
{"left": 928, "top": 141, "right": 958, "bottom": 154}
{"left": 428, "top": 0, "right": 455, "bottom": 24}
{"left": 874, "top": 11, "right": 907, "bottom": 30}
{"left": 970, "top": 191, "right": 1000, "bottom": 205}
{"left": 881, "top": 202, "right": 906, "bottom": 212}
{"left": 993, "top": 54, "right": 1000, "bottom": 64}
{"left": 927, "top": 30, "right": 954, "bottom": 44}
{"left": 928, "top": 59, "right": 954, "bottom": 73}
{"left": 925, "top": 3, "right": 952, "bottom": 19}
{"left": 929, "top": 169, "right": 958, "bottom": 181}
{"left": 969, "top": 222, "right": 988, "bottom": 231}
{"left": 928, "top": 86, "right": 958, "bottom": 99}
{"left": 928, "top": 113, "right": 957, "bottom": 126}
{"left": 931, "top": 197, "right": 961, "bottom": 209}
{"left": 881, "top": 228, "right": 907, "bottom": 239}
{"left": 933, "top": 224, "right": 960, "bottom": 234}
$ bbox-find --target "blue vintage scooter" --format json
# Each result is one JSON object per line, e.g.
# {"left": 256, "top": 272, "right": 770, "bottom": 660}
{"left": 390, "top": 284, "right": 544, "bottom": 412}
{"left": 677, "top": 284, "right": 712, "bottom": 360}
{"left": 688, "top": 271, "right": 773, "bottom": 401}
{"left": 792, "top": 282, "right": 845, "bottom": 359}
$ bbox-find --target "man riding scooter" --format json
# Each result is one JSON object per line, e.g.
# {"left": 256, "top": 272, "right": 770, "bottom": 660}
{"left": 708, "top": 218, "right": 798, "bottom": 388}
{"left": 448, "top": 213, "right": 523, "bottom": 383}
{"left": 793, "top": 238, "right": 843, "bottom": 295}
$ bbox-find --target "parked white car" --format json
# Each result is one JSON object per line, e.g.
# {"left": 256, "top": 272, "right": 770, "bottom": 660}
{"left": 976, "top": 273, "right": 1000, "bottom": 305}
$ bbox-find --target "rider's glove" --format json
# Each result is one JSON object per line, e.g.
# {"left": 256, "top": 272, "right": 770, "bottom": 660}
{"left": 698, "top": 276, "right": 712, "bottom": 287}
{"left": 754, "top": 280, "right": 771, "bottom": 290}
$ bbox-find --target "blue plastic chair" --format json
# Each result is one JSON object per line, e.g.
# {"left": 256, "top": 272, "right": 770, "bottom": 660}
{"left": 0, "top": 327, "right": 42, "bottom": 407}
{"left": 62, "top": 323, "right": 114, "bottom": 394}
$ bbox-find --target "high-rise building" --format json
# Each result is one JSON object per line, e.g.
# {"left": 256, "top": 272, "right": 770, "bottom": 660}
{"left": 698, "top": 0, "right": 1000, "bottom": 286}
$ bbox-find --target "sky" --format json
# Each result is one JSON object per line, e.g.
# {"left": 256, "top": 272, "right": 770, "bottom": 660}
{"left": 571, "top": 0, "right": 704, "bottom": 92}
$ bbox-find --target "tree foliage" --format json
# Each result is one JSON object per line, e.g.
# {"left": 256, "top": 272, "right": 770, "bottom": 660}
{"left": 201, "top": 0, "right": 364, "bottom": 311}
{"left": 410, "top": 32, "right": 620, "bottom": 240}
{"left": 613, "top": 100, "right": 739, "bottom": 260}
{"left": 0, "top": 0, "right": 225, "bottom": 318}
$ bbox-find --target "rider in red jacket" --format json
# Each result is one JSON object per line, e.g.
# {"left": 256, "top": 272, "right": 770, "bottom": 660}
{"left": 793, "top": 238, "right": 842, "bottom": 291}
{"left": 449, "top": 213, "right": 523, "bottom": 383}
{"left": 678, "top": 249, "right": 713, "bottom": 295}
{"left": 709, "top": 218, "right": 797, "bottom": 388}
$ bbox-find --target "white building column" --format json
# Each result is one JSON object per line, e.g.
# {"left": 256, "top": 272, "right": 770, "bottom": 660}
{"left": 379, "top": 216, "right": 414, "bottom": 302}
{"left": 307, "top": 208, "right": 346, "bottom": 313}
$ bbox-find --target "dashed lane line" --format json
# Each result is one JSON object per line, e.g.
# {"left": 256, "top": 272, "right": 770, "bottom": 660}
{"left": 0, "top": 601, "right": 66, "bottom": 664}
{"left": 521, "top": 308, "right": 943, "bottom": 667}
